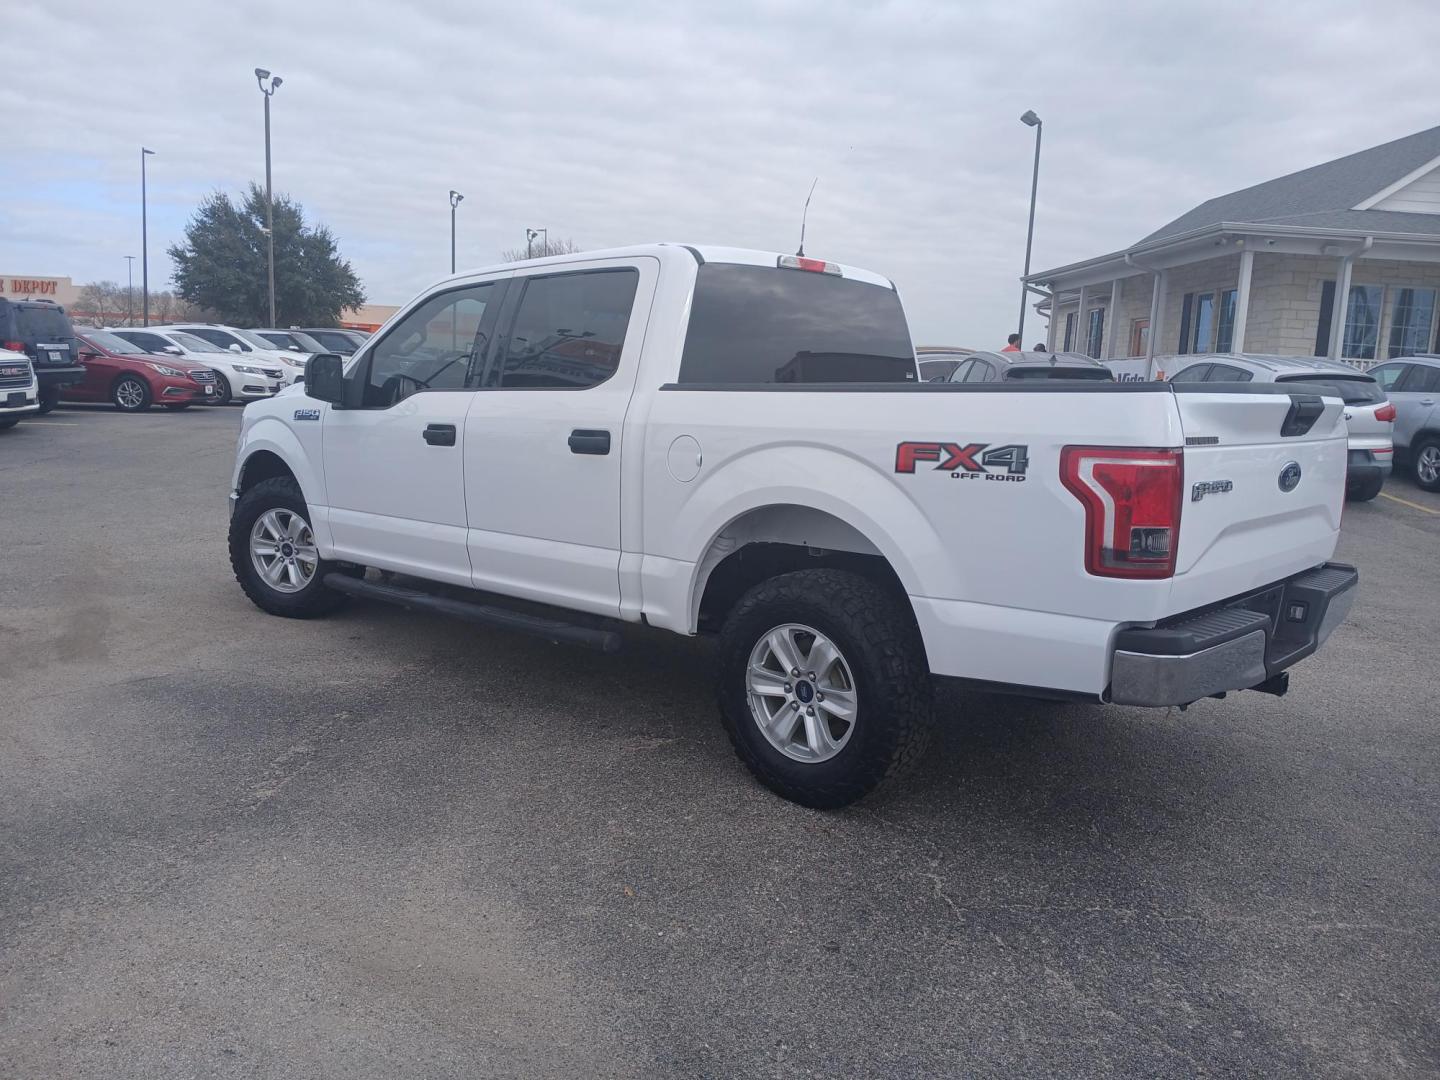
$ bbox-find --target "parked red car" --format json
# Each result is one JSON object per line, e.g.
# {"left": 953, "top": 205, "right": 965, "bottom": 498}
{"left": 66, "top": 330, "right": 220, "bottom": 411}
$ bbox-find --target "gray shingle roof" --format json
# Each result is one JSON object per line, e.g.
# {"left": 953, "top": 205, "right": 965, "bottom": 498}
{"left": 1137, "top": 125, "right": 1440, "bottom": 244}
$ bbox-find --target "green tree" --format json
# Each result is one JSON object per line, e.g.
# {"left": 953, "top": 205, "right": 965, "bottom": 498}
{"left": 168, "top": 183, "right": 365, "bottom": 326}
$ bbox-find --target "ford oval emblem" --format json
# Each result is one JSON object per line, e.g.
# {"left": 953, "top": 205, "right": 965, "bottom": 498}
{"left": 1278, "top": 461, "right": 1302, "bottom": 492}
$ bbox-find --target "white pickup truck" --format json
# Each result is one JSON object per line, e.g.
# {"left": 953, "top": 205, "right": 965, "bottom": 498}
{"left": 227, "top": 243, "right": 1357, "bottom": 807}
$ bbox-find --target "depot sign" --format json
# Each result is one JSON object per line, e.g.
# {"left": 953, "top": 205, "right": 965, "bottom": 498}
{"left": 0, "top": 277, "right": 61, "bottom": 297}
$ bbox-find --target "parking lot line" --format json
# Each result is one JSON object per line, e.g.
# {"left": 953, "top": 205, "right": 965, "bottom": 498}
{"left": 1379, "top": 491, "right": 1440, "bottom": 515}
{"left": 19, "top": 421, "right": 79, "bottom": 426}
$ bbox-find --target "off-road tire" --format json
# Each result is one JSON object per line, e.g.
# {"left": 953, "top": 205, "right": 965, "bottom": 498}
{"left": 229, "top": 477, "right": 351, "bottom": 618}
{"left": 716, "top": 568, "right": 934, "bottom": 809}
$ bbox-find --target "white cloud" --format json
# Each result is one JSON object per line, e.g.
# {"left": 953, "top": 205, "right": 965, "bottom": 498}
{"left": 3, "top": 0, "right": 1437, "bottom": 346}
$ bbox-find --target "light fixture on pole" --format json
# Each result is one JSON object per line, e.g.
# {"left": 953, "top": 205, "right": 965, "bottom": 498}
{"left": 449, "top": 190, "right": 464, "bottom": 273}
{"left": 124, "top": 256, "right": 136, "bottom": 325}
{"left": 254, "top": 68, "right": 283, "bottom": 326}
{"left": 1017, "top": 109, "right": 1043, "bottom": 345}
{"left": 526, "top": 227, "right": 547, "bottom": 260}
{"left": 141, "top": 147, "right": 155, "bottom": 325}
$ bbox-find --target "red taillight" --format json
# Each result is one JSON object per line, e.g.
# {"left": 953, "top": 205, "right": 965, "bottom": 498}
{"left": 1374, "top": 402, "right": 1396, "bottom": 423}
{"left": 1060, "top": 446, "right": 1183, "bottom": 579}
{"left": 2, "top": 340, "right": 24, "bottom": 352}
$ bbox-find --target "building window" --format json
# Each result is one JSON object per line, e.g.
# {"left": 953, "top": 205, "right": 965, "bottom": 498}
{"left": 1387, "top": 287, "right": 1437, "bottom": 358}
{"left": 1191, "top": 293, "right": 1215, "bottom": 353}
{"left": 1341, "top": 284, "right": 1383, "bottom": 361}
{"left": 1063, "top": 311, "right": 1076, "bottom": 351}
{"left": 1215, "top": 289, "right": 1238, "bottom": 352}
{"left": 1086, "top": 308, "right": 1105, "bottom": 358}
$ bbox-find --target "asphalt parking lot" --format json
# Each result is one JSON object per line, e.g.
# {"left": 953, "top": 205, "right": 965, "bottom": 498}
{"left": 2, "top": 405, "right": 1438, "bottom": 1079}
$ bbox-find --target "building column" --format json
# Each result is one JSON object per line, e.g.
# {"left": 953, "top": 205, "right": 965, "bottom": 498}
{"left": 1328, "top": 255, "right": 1354, "bottom": 361}
{"left": 1074, "top": 284, "right": 1090, "bottom": 353}
{"left": 1232, "top": 248, "right": 1254, "bottom": 352}
{"left": 1146, "top": 270, "right": 1168, "bottom": 376}
{"left": 1102, "top": 278, "right": 1122, "bottom": 358}
{"left": 1045, "top": 293, "right": 1059, "bottom": 352}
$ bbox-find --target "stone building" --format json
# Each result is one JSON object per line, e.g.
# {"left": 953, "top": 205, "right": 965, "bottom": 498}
{"left": 1029, "top": 125, "right": 1440, "bottom": 372}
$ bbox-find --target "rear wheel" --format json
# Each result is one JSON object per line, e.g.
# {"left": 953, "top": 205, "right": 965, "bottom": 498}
{"left": 36, "top": 389, "right": 57, "bottom": 415}
{"left": 1346, "top": 473, "right": 1384, "bottom": 502}
{"left": 211, "top": 373, "right": 233, "bottom": 406}
{"left": 112, "top": 375, "right": 152, "bottom": 412}
{"left": 716, "top": 568, "right": 934, "bottom": 809}
{"left": 1413, "top": 438, "right": 1440, "bottom": 493}
{"left": 228, "top": 477, "right": 351, "bottom": 618}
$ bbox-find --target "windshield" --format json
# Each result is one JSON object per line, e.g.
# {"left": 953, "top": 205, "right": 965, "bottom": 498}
{"left": 1005, "top": 365, "right": 1114, "bottom": 381}
{"left": 1276, "top": 372, "right": 1384, "bottom": 405}
{"left": 171, "top": 331, "right": 227, "bottom": 354}
{"left": 82, "top": 330, "right": 146, "bottom": 354}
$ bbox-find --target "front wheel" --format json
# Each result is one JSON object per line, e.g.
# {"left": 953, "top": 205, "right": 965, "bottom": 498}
{"left": 228, "top": 477, "right": 351, "bottom": 618}
{"left": 112, "top": 375, "right": 152, "bottom": 412}
{"left": 211, "top": 373, "right": 233, "bottom": 406}
{"left": 716, "top": 568, "right": 934, "bottom": 809}
{"left": 1413, "top": 438, "right": 1440, "bottom": 493}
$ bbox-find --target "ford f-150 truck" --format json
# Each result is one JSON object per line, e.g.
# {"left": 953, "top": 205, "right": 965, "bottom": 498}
{"left": 227, "top": 243, "right": 1358, "bottom": 808}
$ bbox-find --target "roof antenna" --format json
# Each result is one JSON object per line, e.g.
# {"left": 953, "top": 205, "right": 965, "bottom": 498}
{"left": 796, "top": 177, "right": 819, "bottom": 256}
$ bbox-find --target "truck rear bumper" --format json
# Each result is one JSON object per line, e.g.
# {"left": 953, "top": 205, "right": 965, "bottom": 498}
{"left": 1108, "top": 562, "right": 1357, "bottom": 707}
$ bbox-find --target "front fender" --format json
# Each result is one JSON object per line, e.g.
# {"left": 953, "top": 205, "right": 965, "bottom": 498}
{"left": 234, "top": 411, "right": 327, "bottom": 516}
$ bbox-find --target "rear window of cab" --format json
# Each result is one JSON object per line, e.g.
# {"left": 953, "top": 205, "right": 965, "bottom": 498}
{"left": 678, "top": 263, "right": 915, "bottom": 384}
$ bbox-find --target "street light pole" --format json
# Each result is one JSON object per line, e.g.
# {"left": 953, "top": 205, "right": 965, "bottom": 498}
{"left": 1017, "top": 110, "right": 1043, "bottom": 344}
{"left": 141, "top": 147, "right": 155, "bottom": 325}
{"left": 526, "top": 227, "right": 547, "bottom": 260}
{"left": 124, "top": 256, "right": 135, "bottom": 325}
{"left": 449, "top": 190, "right": 464, "bottom": 273}
{"left": 255, "top": 68, "right": 283, "bottom": 326}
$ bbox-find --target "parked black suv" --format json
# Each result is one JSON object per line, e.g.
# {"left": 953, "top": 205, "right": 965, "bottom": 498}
{"left": 0, "top": 297, "right": 85, "bottom": 413}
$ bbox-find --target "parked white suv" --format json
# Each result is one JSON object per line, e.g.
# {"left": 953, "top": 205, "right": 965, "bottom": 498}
{"left": 1168, "top": 353, "right": 1394, "bottom": 501}
{"left": 227, "top": 243, "right": 1358, "bottom": 808}
{"left": 0, "top": 347, "right": 39, "bottom": 428}
{"left": 166, "top": 324, "right": 305, "bottom": 386}
{"left": 109, "top": 328, "right": 282, "bottom": 405}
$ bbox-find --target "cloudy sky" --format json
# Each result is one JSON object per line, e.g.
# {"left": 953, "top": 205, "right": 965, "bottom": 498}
{"left": 4, "top": 0, "right": 1438, "bottom": 346}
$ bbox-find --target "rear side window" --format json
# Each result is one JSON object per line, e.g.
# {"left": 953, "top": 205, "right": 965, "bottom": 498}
{"left": 186, "top": 328, "right": 248, "bottom": 351}
{"left": 678, "top": 264, "right": 915, "bottom": 384}
{"left": 1005, "top": 365, "right": 1113, "bottom": 381}
{"left": 494, "top": 269, "right": 638, "bottom": 389}
{"left": 1205, "top": 364, "right": 1253, "bottom": 382}
{"left": 1276, "top": 373, "right": 1384, "bottom": 404}
{"left": 1404, "top": 365, "right": 1440, "bottom": 394}
{"left": 1169, "top": 364, "right": 1211, "bottom": 383}
{"left": 917, "top": 358, "right": 959, "bottom": 382}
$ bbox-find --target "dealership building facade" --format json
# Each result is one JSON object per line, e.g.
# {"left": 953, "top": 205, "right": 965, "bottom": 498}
{"left": 1030, "top": 125, "right": 1440, "bottom": 372}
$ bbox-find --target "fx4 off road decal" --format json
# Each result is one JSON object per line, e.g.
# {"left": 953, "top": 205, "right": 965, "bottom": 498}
{"left": 894, "top": 441, "right": 1030, "bottom": 482}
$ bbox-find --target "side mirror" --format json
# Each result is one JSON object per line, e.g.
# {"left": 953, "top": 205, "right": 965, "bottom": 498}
{"left": 305, "top": 353, "right": 347, "bottom": 406}
{"left": 79, "top": 349, "right": 99, "bottom": 360}
{"left": 164, "top": 346, "right": 183, "bottom": 355}
{"left": 228, "top": 343, "right": 243, "bottom": 353}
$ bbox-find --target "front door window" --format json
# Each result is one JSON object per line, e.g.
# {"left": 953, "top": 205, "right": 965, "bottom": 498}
{"left": 363, "top": 282, "right": 497, "bottom": 407}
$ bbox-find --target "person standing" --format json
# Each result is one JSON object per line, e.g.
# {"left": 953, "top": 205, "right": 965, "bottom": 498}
{"left": 1002, "top": 333, "right": 1021, "bottom": 352}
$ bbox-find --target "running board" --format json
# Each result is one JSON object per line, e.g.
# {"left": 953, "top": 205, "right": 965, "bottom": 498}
{"left": 322, "top": 573, "right": 623, "bottom": 653}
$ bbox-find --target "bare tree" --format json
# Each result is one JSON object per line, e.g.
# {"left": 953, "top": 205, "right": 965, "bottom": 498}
{"left": 75, "top": 281, "right": 124, "bottom": 326}
{"left": 499, "top": 236, "right": 582, "bottom": 262}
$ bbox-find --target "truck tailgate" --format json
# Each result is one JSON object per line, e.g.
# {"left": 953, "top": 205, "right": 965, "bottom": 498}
{"left": 1170, "top": 388, "right": 1347, "bottom": 613}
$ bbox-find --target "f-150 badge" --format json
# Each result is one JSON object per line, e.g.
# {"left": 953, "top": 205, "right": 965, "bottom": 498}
{"left": 1191, "top": 479, "right": 1233, "bottom": 502}
{"left": 293, "top": 408, "right": 321, "bottom": 421}
{"left": 895, "top": 442, "right": 1029, "bottom": 480}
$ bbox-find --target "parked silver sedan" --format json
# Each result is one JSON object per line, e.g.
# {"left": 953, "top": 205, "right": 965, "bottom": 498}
{"left": 938, "top": 350, "right": 1114, "bottom": 384}
{"left": 1367, "top": 355, "right": 1440, "bottom": 491}
{"left": 1168, "top": 353, "right": 1394, "bottom": 502}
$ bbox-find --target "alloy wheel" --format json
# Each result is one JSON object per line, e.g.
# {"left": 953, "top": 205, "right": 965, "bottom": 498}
{"left": 115, "top": 379, "right": 146, "bottom": 410}
{"left": 1418, "top": 446, "right": 1440, "bottom": 486}
{"left": 746, "top": 623, "right": 858, "bottom": 763}
{"left": 249, "top": 508, "right": 319, "bottom": 594}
